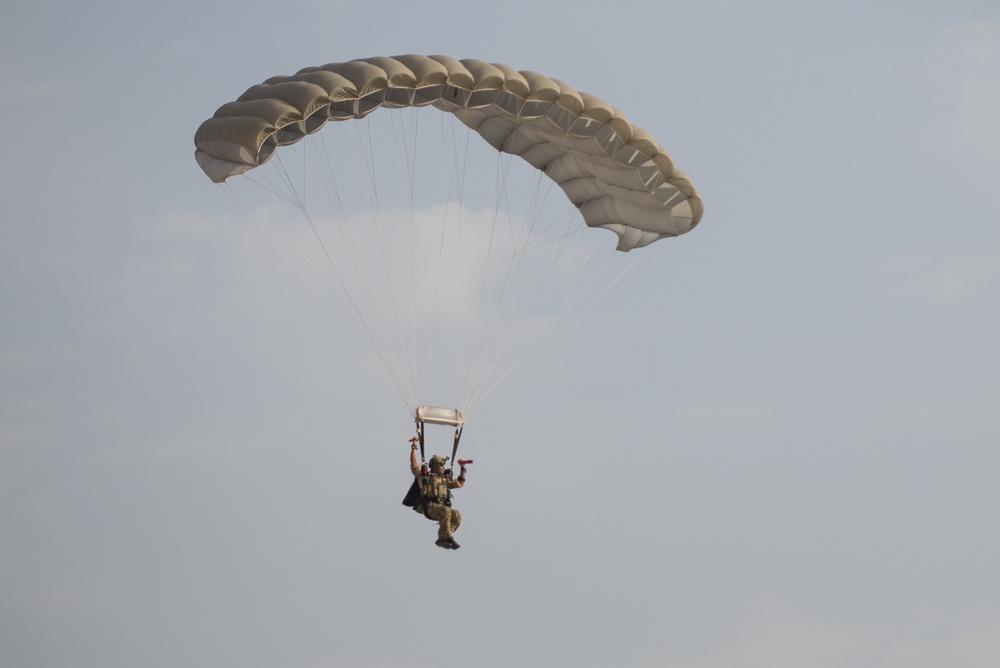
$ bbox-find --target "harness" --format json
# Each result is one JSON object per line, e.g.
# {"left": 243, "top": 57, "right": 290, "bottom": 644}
{"left": 421, "top": 472, "right": 453, "bottom": 507}
{"left": 402, "top": 471, "right": 452, "bottom": 514}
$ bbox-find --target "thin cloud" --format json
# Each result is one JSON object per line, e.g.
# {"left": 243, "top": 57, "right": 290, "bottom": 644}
{"left": 887, "top": 622, "right": 1000, "bottom": 668}
{"left": 875, "top": 250, "right": 1000, "bottom": 307}
{"left": 670, "top": 398, "right": 789, "bottom": 425}
{"left": 925, "top": 20, "right": 1000, "bottom": 204}
{"left": 0, "top": 62, "right": 70, "bottom": 105}
{"left": 665, "top": 602, "right": 866, "bottom": 668}
{"left": 881, "top": 395, "right": 1000, "bottom": 429}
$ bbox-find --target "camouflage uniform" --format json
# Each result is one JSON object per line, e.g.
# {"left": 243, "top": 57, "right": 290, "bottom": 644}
{"left": 411, "top": 465, "right": 463, "bottom": 540}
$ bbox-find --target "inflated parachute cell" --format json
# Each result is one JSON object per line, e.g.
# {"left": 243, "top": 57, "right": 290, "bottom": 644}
{"left": 194, "top": 55, "right": 703, "bottom": 251}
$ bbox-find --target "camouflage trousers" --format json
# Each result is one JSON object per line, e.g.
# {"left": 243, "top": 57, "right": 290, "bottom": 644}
{"left": 424, "top": 502, "right": 461, "bottom": 539}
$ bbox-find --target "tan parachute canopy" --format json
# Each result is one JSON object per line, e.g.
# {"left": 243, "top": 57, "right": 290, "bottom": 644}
{"left": 194, "top": 54, "right": 703, "bottom": 251}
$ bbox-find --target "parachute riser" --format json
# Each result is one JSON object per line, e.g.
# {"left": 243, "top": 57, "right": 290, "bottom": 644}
{"left": 415, "top": 421, "right": 427, "bottom": 466}
{"left": 450, "top": 424, "right": 464, "bottom": 469}
{"left": 414, "top": 423, "right": 464, "bottom": 465}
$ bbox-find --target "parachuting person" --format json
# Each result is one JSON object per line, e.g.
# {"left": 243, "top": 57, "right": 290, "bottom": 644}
{"left": 408, "top": 436, "right": 466, "bottom": 549}
{"left": 195, "top": 56, "right": 703, "bottom": 547}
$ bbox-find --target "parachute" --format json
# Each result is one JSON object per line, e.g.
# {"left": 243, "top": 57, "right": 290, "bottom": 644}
{"left": 194, "top": 55, "right": 702, "bottom": 421}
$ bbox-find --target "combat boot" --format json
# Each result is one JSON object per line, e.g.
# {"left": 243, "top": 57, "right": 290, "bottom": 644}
{"left": 435, "top": 538, "right": 452, "bottom": 549}
{"left": 447, "top": 538, "right": 461, "bottom": 549}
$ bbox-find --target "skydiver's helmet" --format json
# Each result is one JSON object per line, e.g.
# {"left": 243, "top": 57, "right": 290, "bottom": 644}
{"left": 428, "top": 455, "right": 447, "bottom": 469}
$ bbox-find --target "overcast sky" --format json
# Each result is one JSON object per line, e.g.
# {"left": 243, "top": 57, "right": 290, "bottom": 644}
{"left": 2, "top": 2, "right": 999, "bottom": 667}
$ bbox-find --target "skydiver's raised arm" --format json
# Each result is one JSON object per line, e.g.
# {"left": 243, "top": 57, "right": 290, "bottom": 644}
{"left": 451, "top": 462, "right": 467, "bottom": 489}
{"left": 409, "top": 438, "right": 420, "bottom": 476}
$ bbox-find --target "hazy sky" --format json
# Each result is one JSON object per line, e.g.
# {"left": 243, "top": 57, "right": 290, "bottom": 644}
{"left": 3, "top": 2, "right": 999, "bottom": 667}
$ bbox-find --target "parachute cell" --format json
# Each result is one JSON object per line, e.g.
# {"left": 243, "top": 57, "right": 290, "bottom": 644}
{"left": 194, "top": 54, "right": 703, "bottom": 252}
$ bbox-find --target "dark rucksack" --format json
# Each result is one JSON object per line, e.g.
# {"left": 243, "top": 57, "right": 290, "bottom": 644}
{"left": 402, "top": 478, "right": 424, "bottom": 513}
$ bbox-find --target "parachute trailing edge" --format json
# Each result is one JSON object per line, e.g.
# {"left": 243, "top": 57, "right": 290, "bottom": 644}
{"left": 193, "top": 54, "right": 702, "bottom": 251}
